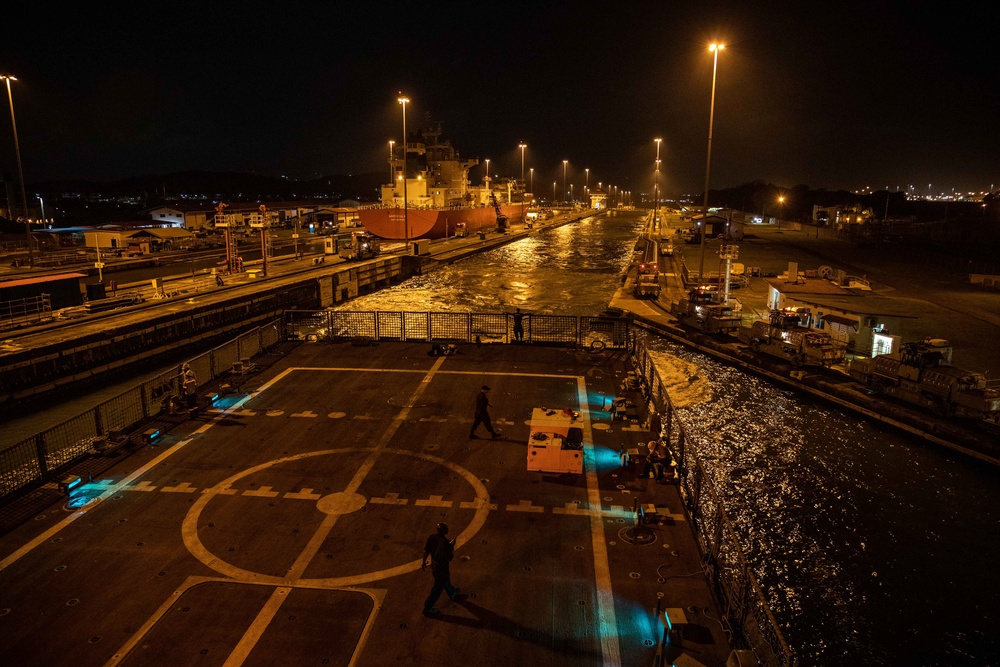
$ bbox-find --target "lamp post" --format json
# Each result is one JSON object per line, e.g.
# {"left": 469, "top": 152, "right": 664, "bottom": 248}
{"left": 397, "top": 93, "right": 410, "bottom": 252}
{"left": 529, "top": 167, "right": 534, "bottom": 198}
{"left": 552, "top": 181, "right": 556, "bottom": 203}
{"left": 654, "top": 138, "right": 662, "bottom": 230}
{"left": 778, "top": 195, "right": 785, "bottom": 229}
{"left": 585, "top": 168, "right": 589, "bottom": 192}
{"left": 562, "top": 160, "right": 568, "bottom": 205}
{"left": 698, "top": 43, "right": 724, "bottom": 282}
{"left": 1, "top": 74, "right": 32, "bottom": 268}
{"left": 388, "top": 140, "right": 395, "bottom": 182}
{"left": 485, "top": 158, "right": 490, "bottom": 187}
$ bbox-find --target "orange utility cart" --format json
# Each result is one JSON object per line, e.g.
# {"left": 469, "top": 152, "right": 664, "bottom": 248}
{"left": 527, "top": 408, "right": 584, "bottom": 474}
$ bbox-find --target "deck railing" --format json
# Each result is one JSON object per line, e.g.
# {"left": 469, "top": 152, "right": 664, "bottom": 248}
{"left": 284, "top": 309, "right": 630, "bottom": 349}
{"left": 0, "top": 319, "right": 284, "bottom": 503}
{"left": 629, "top": 337, "right": 795, "bottom": 667}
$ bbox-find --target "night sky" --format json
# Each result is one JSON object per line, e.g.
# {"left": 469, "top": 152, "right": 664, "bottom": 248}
{"left": 1, "top": 1, "right": 996, "bottom": 197}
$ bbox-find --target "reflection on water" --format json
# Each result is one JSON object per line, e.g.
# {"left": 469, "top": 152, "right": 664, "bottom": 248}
{"left": 645, "top": 335, "right": 1000, "bottom": 666}
{"left": 337, "top": 214, "right": 643, "bottom": 315}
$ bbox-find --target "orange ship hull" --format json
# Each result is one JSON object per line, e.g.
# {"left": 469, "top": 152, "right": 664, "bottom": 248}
{"left": 356, "top": 205, "right": 522, "bottom": 240}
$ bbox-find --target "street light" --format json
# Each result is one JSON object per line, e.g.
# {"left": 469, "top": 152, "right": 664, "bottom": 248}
{"left": 529, "top": 167, "right": 534, "bottom": 197}
{"left": 654, "top": 138, "right": 662, "bottom": 229}
{"left": 562, "top": 160, "right": 568, "bottom": 204}
{"left": 553, "top": 181, "right": 556, "bottom": 203}
{"left": 397, "top": 93, "right": 410, "bottom": 252}
{"left": 518, "top": 143, "right": 527, "bottom": 223}
{"left": 485, "top": 158, "right": 490, "bottom": 187}
{"left": 1, "top": 74, "right": 32, "bottom": 268}
{"left": 585, "top": 168, "right": 590, "bottom": 192}
{"left": 698, "top": 43, "right": 725, "bottom": 282}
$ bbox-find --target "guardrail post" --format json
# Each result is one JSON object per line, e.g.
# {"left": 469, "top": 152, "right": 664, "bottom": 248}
{"left": 664, "top": 405, "right": 673, "bottom": 446}
{"left": 94, "top": 404, "right": 104, "bottom": 437}
{"left": 34, "top": 433, "right": 48, "bottom": 477}
{"left": 140, "top": 379, "right": 150, "bottom": 418}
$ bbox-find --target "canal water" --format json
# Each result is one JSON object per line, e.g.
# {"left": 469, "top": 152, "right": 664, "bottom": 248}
{"left": 339, "top": 214, "right": 638, "bottom": 316}
{"left": 339, "top": 210, "right": 1000, "bottom": 666}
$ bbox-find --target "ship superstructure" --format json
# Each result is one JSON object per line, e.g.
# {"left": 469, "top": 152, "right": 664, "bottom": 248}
{"left": 359, "top": 114, "right": 522, "bottom": 239}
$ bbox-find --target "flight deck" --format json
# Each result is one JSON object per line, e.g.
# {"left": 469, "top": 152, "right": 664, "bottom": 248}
{"left": 0, "top": 340, "right": 734, "bottom": 667}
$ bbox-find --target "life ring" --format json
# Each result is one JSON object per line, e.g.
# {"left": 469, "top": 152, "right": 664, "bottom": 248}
{"left": 590, "top": 339, "right": 607, "bottom": 351}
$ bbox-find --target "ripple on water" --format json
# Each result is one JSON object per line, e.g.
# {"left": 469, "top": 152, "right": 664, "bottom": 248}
{"left": 640, "top": 335, "right": 1000, "bottom": 665}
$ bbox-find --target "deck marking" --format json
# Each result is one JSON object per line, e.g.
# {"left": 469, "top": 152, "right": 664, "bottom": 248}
{"left": 369, "top": 492, "right": 408, "bottom": 505}
{"left": 24, "top": 362, "right": 606, "bottom": 663}
{"left": 414, "top": 494, "right": 453, "bottom": 508}
{"left": 459, "top": 499, "right": 498, "bottom": 510}
{"left": 295, "top": 357, "right": 450, "bottom": 581}
{"left": 104, "top": 577, "right": 384, "bottom": 667}
{"left": 214, "top": 356, "right": 484, "bottom": 666}
{"left": 81, "top": 479, "right": 116, "bottom": 492}
{"left": 242, "top": 486, "right": 279, "bottom": 498}
{"left": 577, "top": 376, "right": 623, "bottom": 667}
{"left": 552, "top": 502, "right": 592, "bottom": 516}
{"left": 287, "top": 366, "right": 577, "bottom": 382}
{"left": 160, "top": 482, "right": 197, "bottom": 493}
{"left": 222, "top": 586, "right": 292, "bottom": 667}
{"left": 0, "top": 377, "right": 268, "bottom": 573}
{"left": 180, "top": 449, "right": 491, "bottom": 586}
{"left": 284, "top": 488, "right": 322, "bottom": 500}
{"left": 0, "top": 438, "right": 193, "bottom": 572}
{"left": 122, "top": 481, "right": 157, "bottom": 492}
{"left": 506, "top": 500, "right": 545, "bottom": 513}
{"left": 202, "top": 485, "right": 238, "bottom": 495}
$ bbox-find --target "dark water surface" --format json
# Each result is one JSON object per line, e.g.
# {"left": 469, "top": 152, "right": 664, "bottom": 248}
{"left": 644, "top": 341, "right": 1000, "bottom": 665}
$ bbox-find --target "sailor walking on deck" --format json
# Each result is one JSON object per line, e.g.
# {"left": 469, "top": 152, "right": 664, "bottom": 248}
{"left": 422, "top": 522, "right": 461, "bottom": 615}
{"left": 469, "top": 385, "right": 500, "bottom": 439}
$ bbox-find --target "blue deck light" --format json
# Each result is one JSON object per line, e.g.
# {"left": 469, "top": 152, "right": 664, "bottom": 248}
{"left": 57, "top": 474, "right": 82, "bottom": 496}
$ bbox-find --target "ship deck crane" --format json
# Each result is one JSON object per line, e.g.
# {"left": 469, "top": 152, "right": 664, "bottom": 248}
{"left": 489, "top": 193, "right": 509, "bottom": 233}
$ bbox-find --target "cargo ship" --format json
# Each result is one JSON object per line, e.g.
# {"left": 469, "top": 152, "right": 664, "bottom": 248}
{"left": 356, "top": 117, "right": 526, "bottom": 240}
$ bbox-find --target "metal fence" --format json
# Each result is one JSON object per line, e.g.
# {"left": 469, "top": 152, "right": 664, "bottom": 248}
{"left": 0, "top": 319, "right": 284, "bottom": 503}
{"left": 629, "top": 337, "right": 795, "bottom": 667}
{"left": 0, "top": 294, "right": 52, "bottom": 330}
{"left": 284, "top": 309, "right": 630, "bottom": 349}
